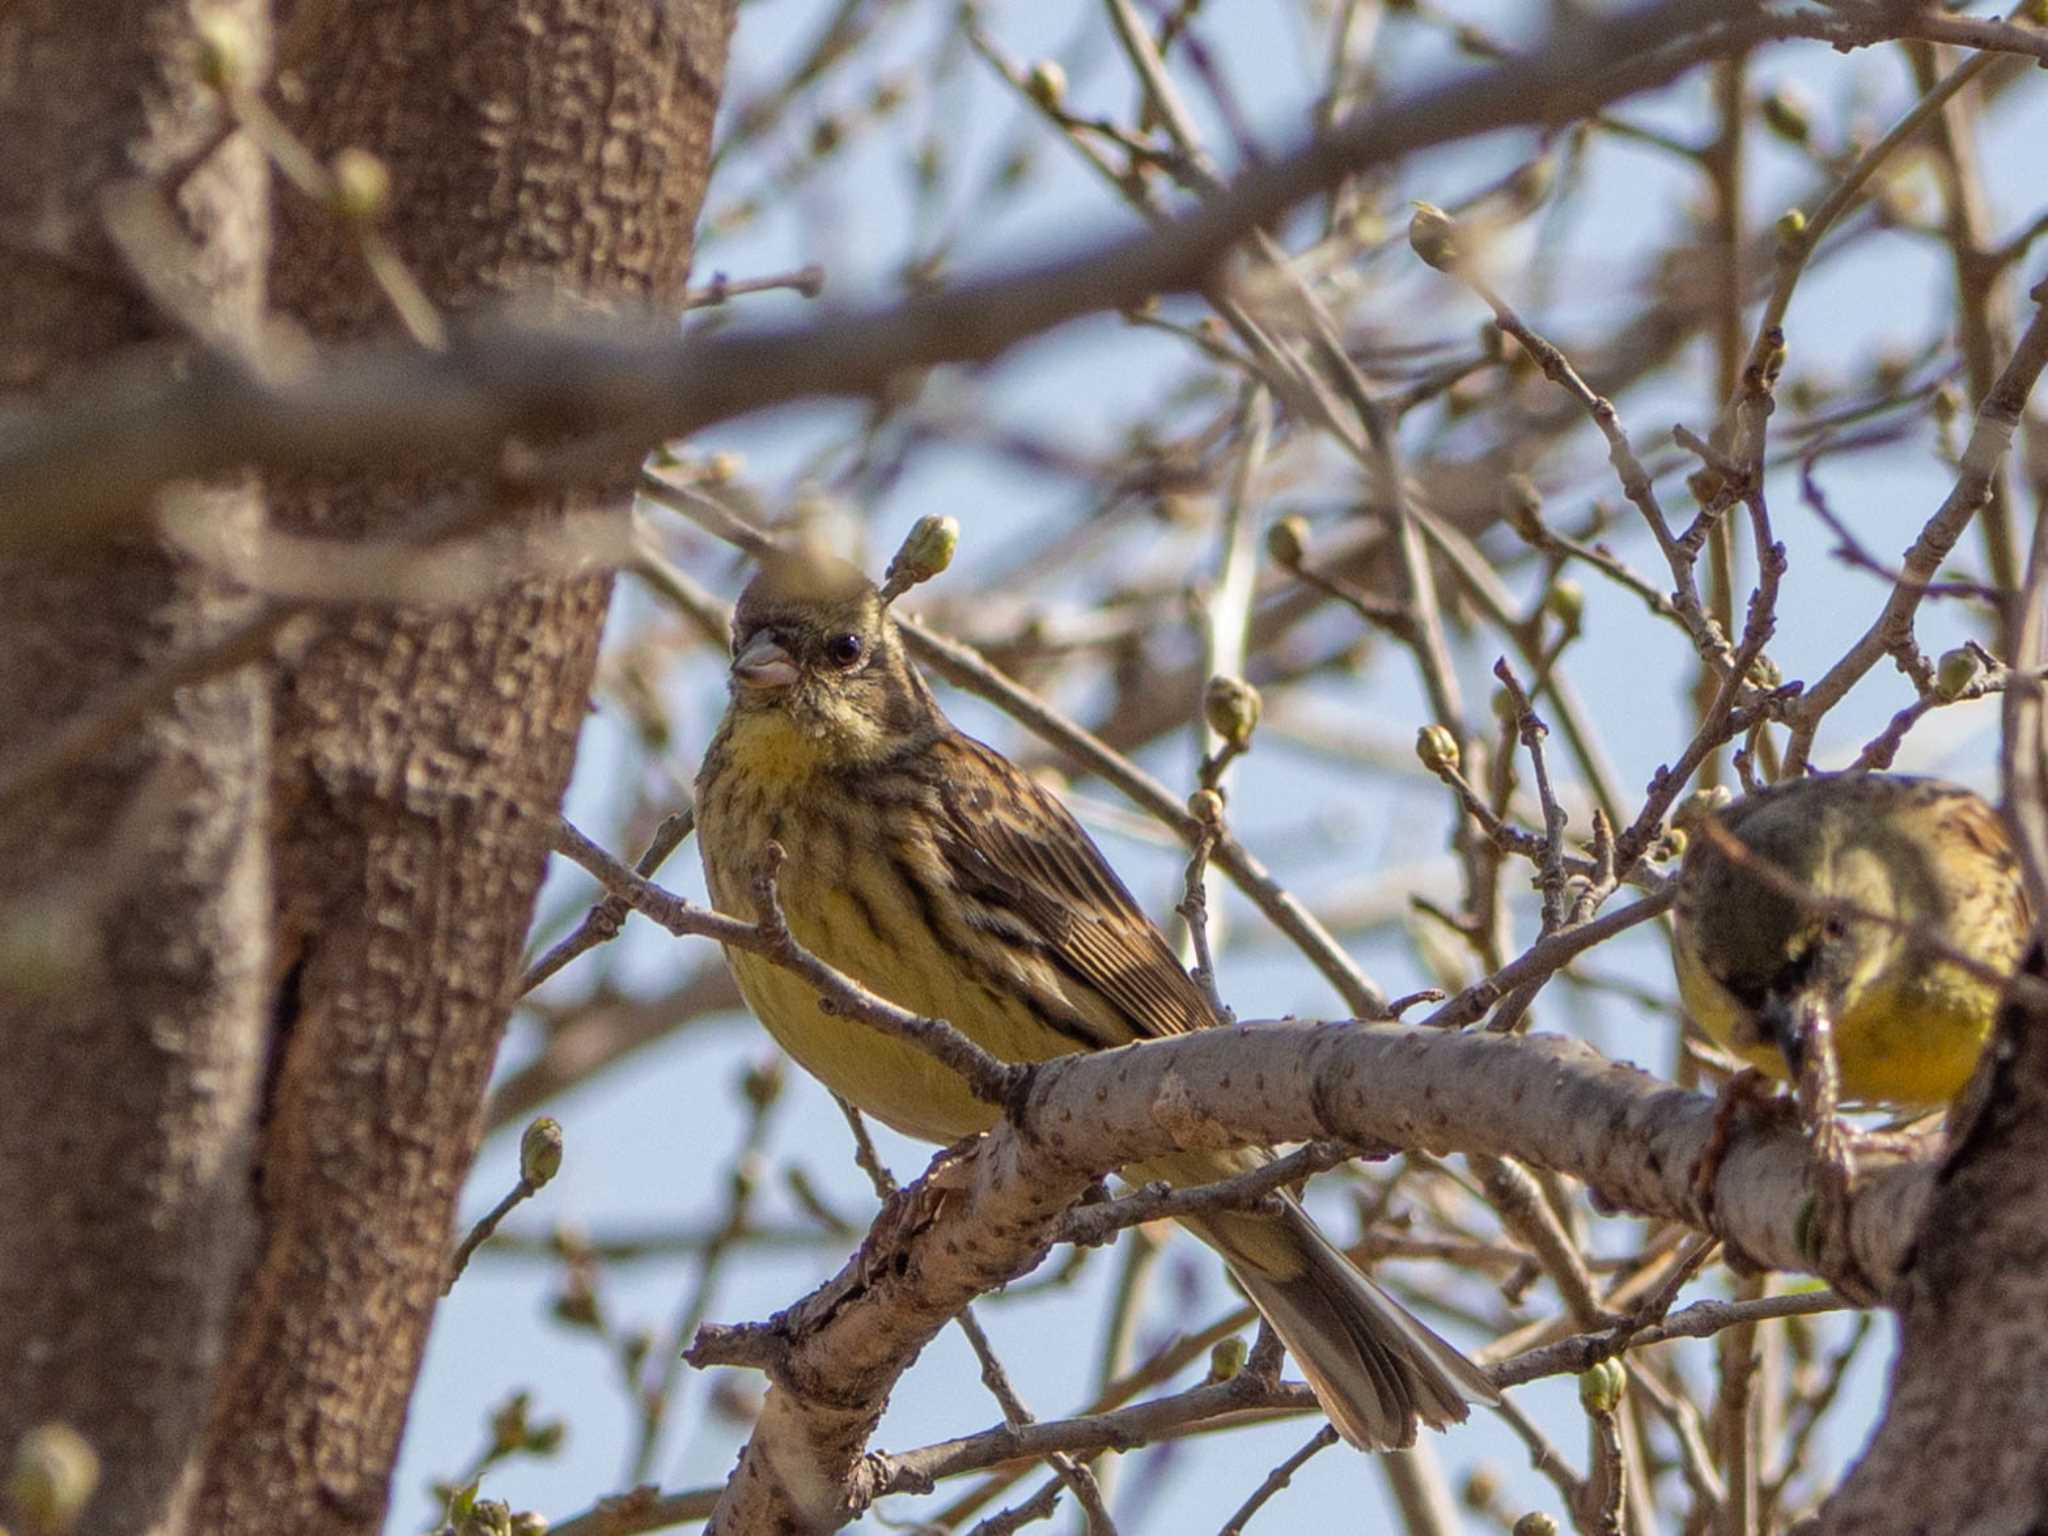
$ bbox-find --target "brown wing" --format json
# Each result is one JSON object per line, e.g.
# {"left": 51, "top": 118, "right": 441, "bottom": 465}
{"left": 925, "top": 731, "right": 1219, "bottom": 1042}
{"left": 1927, "top": 784, "right": 2035, "bottom": 961}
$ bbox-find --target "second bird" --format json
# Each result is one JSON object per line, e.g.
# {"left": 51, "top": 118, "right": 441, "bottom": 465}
{"left": 1674, "top": 772, "right": 2030, "bottom": 1108}
{"left": 695, "top": 546, "right": 1497, "bottom": 1451}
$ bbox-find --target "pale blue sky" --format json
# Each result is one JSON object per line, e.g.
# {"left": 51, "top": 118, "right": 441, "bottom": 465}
{"left": 391, "top": 2, "right": 2046, "bottom": 1529}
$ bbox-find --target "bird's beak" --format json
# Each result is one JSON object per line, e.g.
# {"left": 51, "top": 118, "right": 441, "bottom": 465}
{"left": 731, "top": 632, "right": 799, "bottom": 692}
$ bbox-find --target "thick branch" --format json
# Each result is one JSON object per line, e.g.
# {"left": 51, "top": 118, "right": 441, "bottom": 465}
{"left": 695, "top": 1020, "right": 1931, "bottom": 1534}
{"left": 0, "top": 0, "right": 1774, "bottom": 540}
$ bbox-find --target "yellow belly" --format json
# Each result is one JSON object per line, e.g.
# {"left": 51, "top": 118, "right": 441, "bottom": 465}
{"left": 723, "top": 946, "right": 1013, "bottom": 1143}
{"left": 1679, "top": 948, "right": 1995, "bottom": 1106}
{"left": 706, "top": 820, "right": 1096, "bottom": 1144}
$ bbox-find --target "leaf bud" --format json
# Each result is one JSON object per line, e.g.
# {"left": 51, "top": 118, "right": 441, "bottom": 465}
{"left": 1408, "top": 202, "right": 1462, "bottom": 273}
{"left": 1204, "top": 675, "right": 1262, "bottom": 751}
{"left": 520, "top": 1118, "right": 564, "bottom": 1189}
{"left": 1416, "top": 724, "right": 1461, "bottom": 777}
{"left": 1934, "top": 644, "right": 1986, "bottom": 702}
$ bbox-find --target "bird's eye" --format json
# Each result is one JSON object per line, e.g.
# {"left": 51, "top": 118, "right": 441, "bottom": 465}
{"left": 824, "top": 632, "right": 865, "bottom": 668}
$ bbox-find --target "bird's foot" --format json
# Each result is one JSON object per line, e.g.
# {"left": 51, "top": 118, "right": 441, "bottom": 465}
{"left": 1789, "top": 1031, "right": 1887, "bottom": 1304}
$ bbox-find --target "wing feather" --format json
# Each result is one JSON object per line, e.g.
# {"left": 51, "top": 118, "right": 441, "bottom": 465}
{"left": 926, "top": 733, "right": 1218, "bottom": 1042}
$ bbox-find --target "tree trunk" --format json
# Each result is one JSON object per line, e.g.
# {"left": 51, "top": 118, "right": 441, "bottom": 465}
{"left": 190, "top": 4, "right": 737, "bottom": 1533}
{"left": 0, "top": 6, "right": 272, "bottom": 1535}
{"left": 1819, "top": 945, "right": 2048, "bottom": 1535}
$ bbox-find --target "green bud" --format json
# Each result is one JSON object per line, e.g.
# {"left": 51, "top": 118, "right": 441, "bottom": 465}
{"left": 1513, "top": 1515, "right": 1561, "bottom": 1536}
{"left": 1932, "top": 381, "right": 1963, "bottom": 428}
{"left": 702, "top": 451, "right": 742, "bottom": 485}
{"left": 1187, "top": 788, "right": 1225, "bottom": 827}
{"left": 1461, "top": 1464, "right": 1503, "bottom": 1511}
{"left": 1266, "top": 515, "right": 1311, "bottom": 571}
{"left": 461, "top": 1498, "right": 514, "bottom": 1536}
{"left": 1408, "top": 202, "right": 1461, "bottom": 273}
{"left": 520, "top": 1118, "right": 564, "bottom": 1189}
{"left": 1760, "top": 82, "right": 1814, "bottom": 144}
{"left": 194, "top": 10, "right": 256, "bottom": 91}
{"left": 881, "top": 515, "right": 959, "bottom": 601}
{"left": 1577, "top": 1356, "right": 1625, "bottom": 1414}
{"left": 1025, "top": 59, "right": 1067, "bottom": 111}
{"left": 1545, "top": 580, "right": 1585, "bottom": 634}
{"left": 1204, "top": 675, "right": 1262, "bottom": 751}
{"left": 1775, "top": 207, "right": 1808, "bottom": 253}
{"left": 1935, "top": 645, "right": 1987, "bottom": 702}
{"left": 510, "top": 1515, "right": 549, "bottom": 1536}
{"left": 523, "top": 1420, "right": 566, "bottom": 1457}
{"left": 1416, "top": 724, "right": 1461, "bottom": 777}
{"left": 1746, "top": 653, "right": 1784, "bottom": 689}
{"left": 330, "top": 148, "right": 391, "bottom": 222}
{"left": 8, "top": 1424, "right": 99, "bottom": 1536}
{"left": 1658, "top": 827, "right": 1689, "bottom": 862}
{"left": 1499, "top": 475, "right": 1545, "bottom": 542}
{"left": 1207, "top": 1336, "right": 1249, "bottom": 1382}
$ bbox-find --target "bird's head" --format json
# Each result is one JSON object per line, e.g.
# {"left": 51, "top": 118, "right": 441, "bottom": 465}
{"left": 721, "top": 546, "right": 938, "bottom": 769}
{"left": 1702, "top": 838, "right": 1906, "bottom": 1065}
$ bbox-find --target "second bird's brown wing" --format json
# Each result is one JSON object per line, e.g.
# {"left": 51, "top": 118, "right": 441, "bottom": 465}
{"left": 924, "top": 730, "right": 1219, "bottom": 1045}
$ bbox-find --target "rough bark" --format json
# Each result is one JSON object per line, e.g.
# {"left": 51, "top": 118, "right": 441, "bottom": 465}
{"left": 188, "top": 3, "right": 738, "bottom": 1531}
{"left": 694, "top": 1021, "right": 1933, "bottom": 1535}
{"left": 0, "top": 4, "right": 272, "bottom": 1534}
{"left": 1818, "top": 948, "right": 2048, "bottom": 1536}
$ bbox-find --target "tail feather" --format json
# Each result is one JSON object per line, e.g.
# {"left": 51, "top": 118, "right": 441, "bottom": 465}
{"left": 1217, "top": 1195, "right": 1499, "bottom": 1451}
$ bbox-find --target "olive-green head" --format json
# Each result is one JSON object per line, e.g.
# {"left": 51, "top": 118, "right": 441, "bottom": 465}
{"left": 724, "top": 547, "right": 937, "bottom": 757}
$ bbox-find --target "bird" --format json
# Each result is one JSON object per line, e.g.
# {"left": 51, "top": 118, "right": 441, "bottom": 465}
{"left": 1673, "top": 772, "right": 2030, "bottom": 1249}
{"left": 694, "top": 545, "right": 1498, "bottom": 1451}
{"left": 1673, "top": 773, "right": 2029, "bottom": 1110}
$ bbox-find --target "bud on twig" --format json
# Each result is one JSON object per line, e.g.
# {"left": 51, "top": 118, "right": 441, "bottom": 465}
{"left": 1577, "top": 1356, "right": 1626, "bottom": 1414}
{"left": 331, "top": 148, "right": 392, "bottom": 222}
{"left": 1416, "top": 724, "right": 1461, "bottom": 777}
{"left": 1266, "top": 514, "right": 1311, "bottom": 571}
{"left": 1408, "top": 202, "right": 1462, "bottom": 273}
{"left": 1500, "top": 475, "right": 1545, "bottom": 543}
{"left": 1775, "top": 207, "right": 1807, "bottom": 254}
{"left": 520, "top": 1117, "right": 564, "bottom": 1188}
{"left": 8, "top": 1424, "right": 99, "bottom": 1536}
{"left": 880, "top": 515, "right": 959, "bottom": 604}
{"left": 1545, "top": 580, "right": 1584, "bottom": 635}
{"left": 1934, "top": 644, "right": 1987, "bottom": 702}
{"left": 194, "top": 10, "right": 257, "bottom": 91}
{"left": 1025, "top": 59, "right": 1067, "bottom": 111}
{"left": 1204, "top": 676, "right": 1262, "bottom": 752}
{"left": 1207, "top": 1336, "right": 1249, "bottom": 1382}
